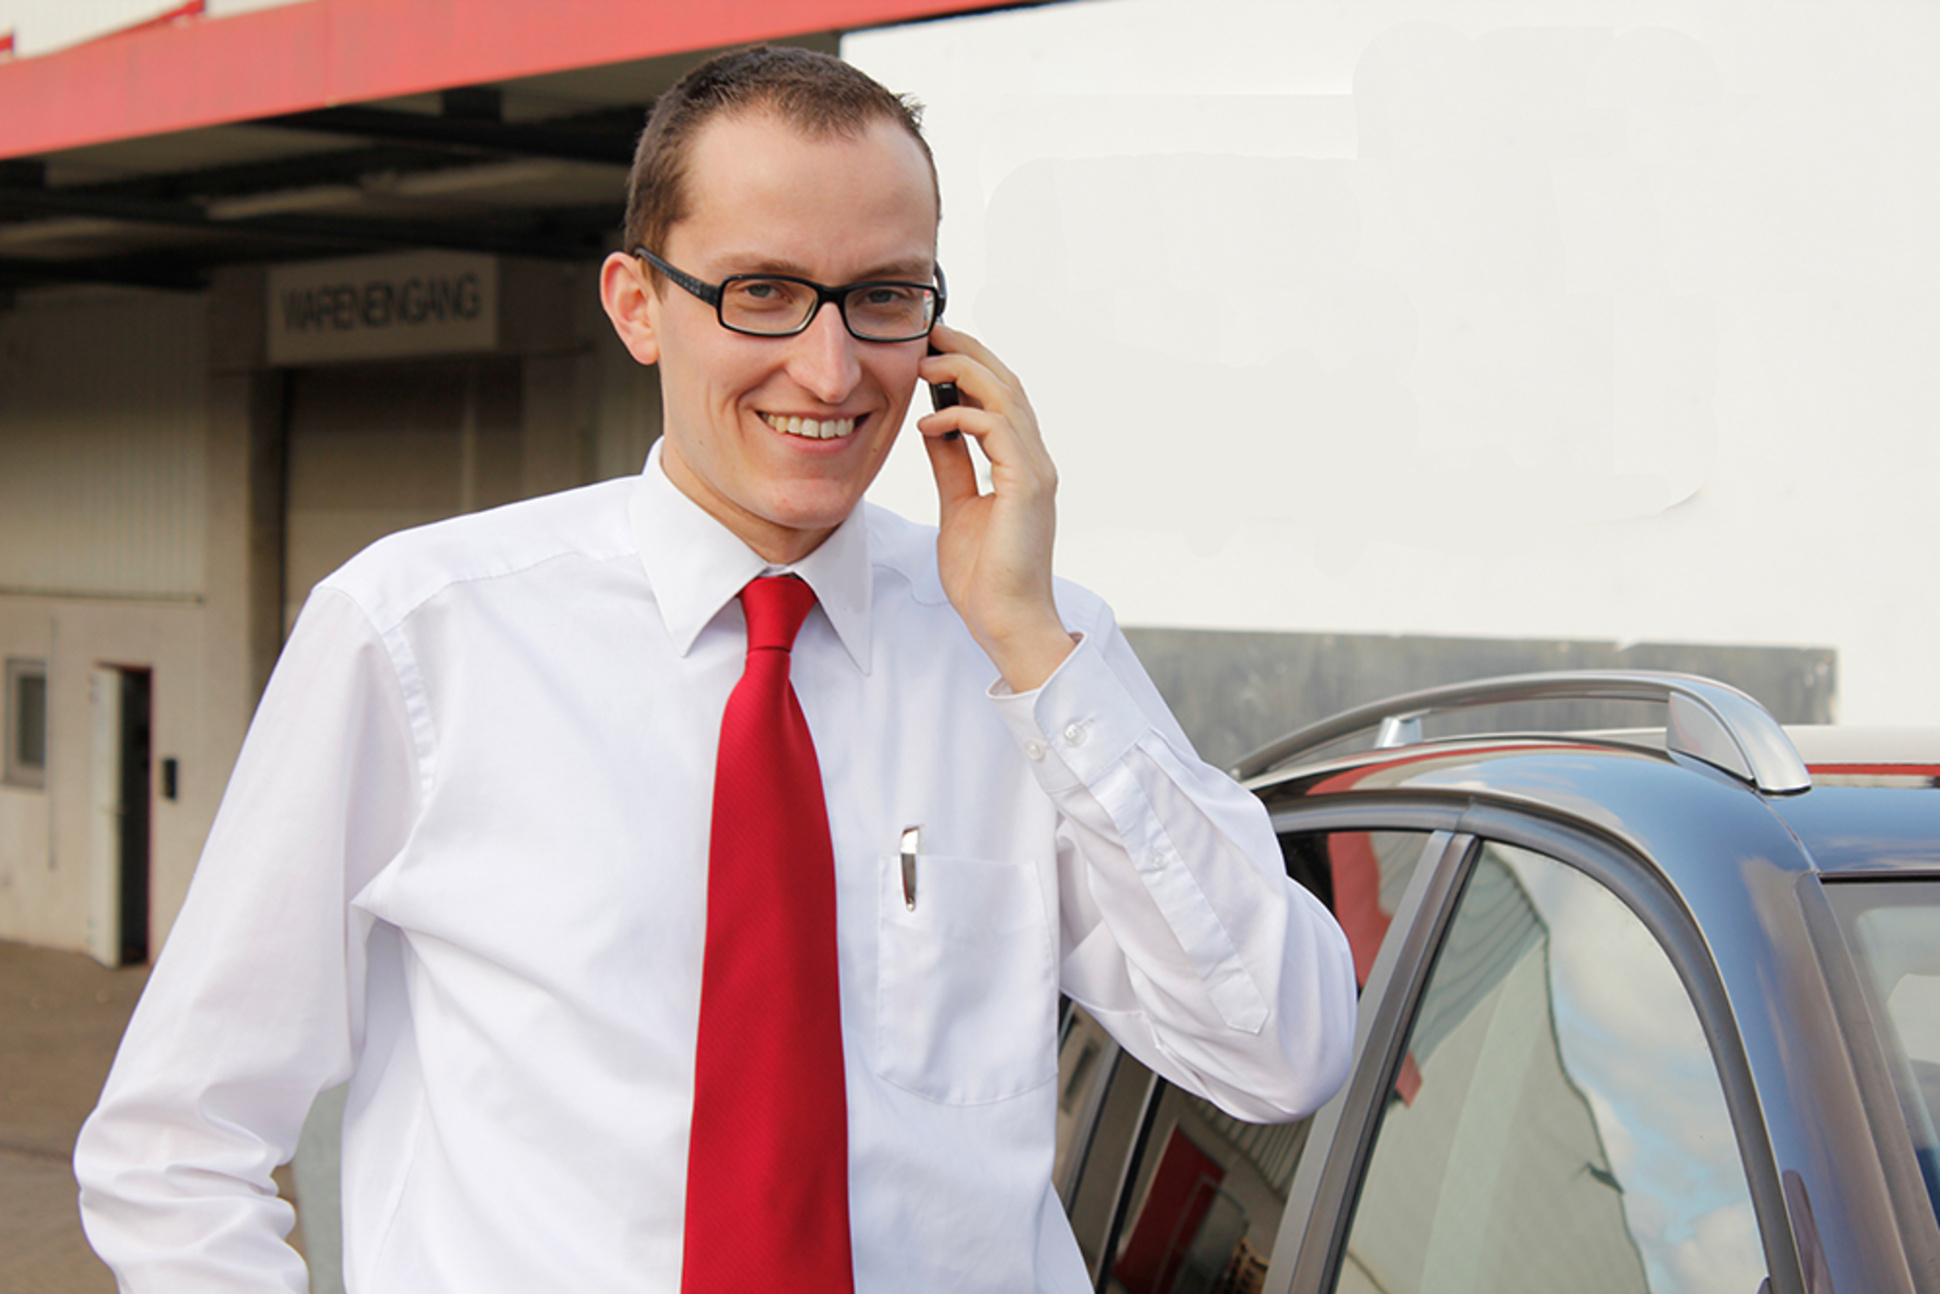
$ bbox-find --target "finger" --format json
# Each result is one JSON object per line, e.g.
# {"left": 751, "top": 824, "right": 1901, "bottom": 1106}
{"left": 922, "top": 341, "right": 1051, "bottom": 475}
{"left": 923, "top": 406, "right": 1054, "bottom": 498}
{"left": 931, "top": 323, "right": 1024, "bottom": 391}
{"left": 918, "top": 351, "right": 987, "bottom": 413}
{"left": 920, "top": 405, "right": 1000, "bottom": 453}
{"left": 920, "top": 420, "right": 981, "bottom": 520}
{"left": 922, "top": 338, "right": 1023, "bottom": 414}
{"left": 918, "top": 407, "right": 989, "bottom": 462}
{"left": 920, "top": 354, "right": 1011, "bottom": 416}
{"left": 919, "top": 355, "right": 1042, "bottom": 459}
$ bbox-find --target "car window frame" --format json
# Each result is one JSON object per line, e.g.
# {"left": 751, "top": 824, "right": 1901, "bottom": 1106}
{"left": 1254, "top": 798, "right": 1803, "bottom": 1294}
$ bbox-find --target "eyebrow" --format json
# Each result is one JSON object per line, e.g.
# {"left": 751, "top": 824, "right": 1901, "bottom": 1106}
{"left": 715, "top": 254, "right": 937, "bottom": 283}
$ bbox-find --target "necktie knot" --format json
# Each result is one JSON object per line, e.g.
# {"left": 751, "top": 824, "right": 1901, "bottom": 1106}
{"left": 741, "top": 575, "right": 817, "bottom": 655}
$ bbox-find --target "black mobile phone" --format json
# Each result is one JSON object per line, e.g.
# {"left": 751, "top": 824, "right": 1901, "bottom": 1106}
{"left": 926, "top": 343, "right": 961, "bottom": 440}
{"left": 926, "top": 343, "right": 959, "bottom": 412}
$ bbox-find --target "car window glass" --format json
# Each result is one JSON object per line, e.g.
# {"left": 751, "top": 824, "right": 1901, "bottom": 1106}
{"left": 1106, "top": 1080, "right": 1312, "bottom": 1293}
{"left": 1056, "top": 1005, "right": 1121, "bottom": 1203}
{"left": 1279, "top": 829, "right": 1433, "bottom": 991}
{"left": 1077, "top": 830, "right": 1435, "bottom": 1293}
{"left": 1057, "top": 1006, "right": 1160, "bottom": 1282}
{"left": 1826, "top": 881, "right": 1940, "bottom": 1222}
{"left": 1334, "top": 841, "right": 1764, "bottom": 1294}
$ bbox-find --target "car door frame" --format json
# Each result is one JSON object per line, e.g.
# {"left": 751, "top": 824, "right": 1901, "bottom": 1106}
{"left": 1252, "top": 796, "right": 1810, "bottom": 1294}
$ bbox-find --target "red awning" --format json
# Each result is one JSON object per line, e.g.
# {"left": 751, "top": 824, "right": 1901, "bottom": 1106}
{"left": 0, "top": 0, "right": 1002, "bottom": 160}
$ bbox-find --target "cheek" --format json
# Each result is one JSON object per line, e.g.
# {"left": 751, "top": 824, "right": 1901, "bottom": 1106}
{"left": 871, "top": 349, "right": 926, "bottom": 407}
{"left": 664, "top": 327, "right": 770, "bottom": 404}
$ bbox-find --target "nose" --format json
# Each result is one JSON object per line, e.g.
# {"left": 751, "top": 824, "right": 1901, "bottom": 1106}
{"left": 785, "top": 300, "right": 863, "bottom": 404}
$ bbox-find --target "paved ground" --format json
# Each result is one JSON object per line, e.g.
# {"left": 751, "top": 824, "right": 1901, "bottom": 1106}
{"left": 0, "top": 939, "right": 145, "bottom": 1293}
{"left": 0, "top": 940, "right": 311, "bottom": 1292}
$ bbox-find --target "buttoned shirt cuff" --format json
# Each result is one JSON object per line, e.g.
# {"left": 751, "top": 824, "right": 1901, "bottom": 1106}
{"left": 990, "top": 632, "right": 1271, "bottom": 1034}
{"left": 989, "top": 632, "right": 1144, "bottom": 797}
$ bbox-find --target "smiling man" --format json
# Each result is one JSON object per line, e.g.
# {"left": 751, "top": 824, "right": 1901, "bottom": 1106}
{"left": 76, "top": 46, "right": 1355, "bottom": 1294}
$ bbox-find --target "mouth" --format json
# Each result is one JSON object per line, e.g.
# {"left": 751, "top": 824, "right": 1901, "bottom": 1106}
{"left": 761, "top": 412, "right": 858, "bottom": 442}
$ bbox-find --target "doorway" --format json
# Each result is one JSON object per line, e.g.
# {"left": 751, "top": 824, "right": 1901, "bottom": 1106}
{"left": 88, "top": 666, "right": 151, "bottom": 967}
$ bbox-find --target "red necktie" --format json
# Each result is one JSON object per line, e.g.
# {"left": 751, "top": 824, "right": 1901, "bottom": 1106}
{"left": 682, "top": 575, "right": 854, "bottom": 1292}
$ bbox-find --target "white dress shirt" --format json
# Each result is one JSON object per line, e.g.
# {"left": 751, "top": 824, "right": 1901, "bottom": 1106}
{"left": 76, "top": 443, "right": 1356, "bottom": 1293}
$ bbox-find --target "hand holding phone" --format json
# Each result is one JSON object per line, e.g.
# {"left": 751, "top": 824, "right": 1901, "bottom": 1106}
{"left": 917, "top": 326, "right": 1071, "bottom": 693}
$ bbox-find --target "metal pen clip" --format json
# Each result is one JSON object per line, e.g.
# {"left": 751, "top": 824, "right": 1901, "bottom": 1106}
{"left": 900, "top": 826, "right": 921, "bottom": 911}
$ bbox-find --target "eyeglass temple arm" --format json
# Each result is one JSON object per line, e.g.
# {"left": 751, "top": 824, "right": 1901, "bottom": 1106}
{"left": 632, "top": 248, "right": 722, "bottom": 306}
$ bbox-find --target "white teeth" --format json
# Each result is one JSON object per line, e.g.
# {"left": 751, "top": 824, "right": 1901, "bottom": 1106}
{"left": 763, "top": 413, "right": 856, "bottom": 441}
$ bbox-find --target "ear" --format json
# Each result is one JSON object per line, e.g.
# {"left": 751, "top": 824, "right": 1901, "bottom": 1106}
{"left": 599, "top": 251, "right": 661, "bottom": 366}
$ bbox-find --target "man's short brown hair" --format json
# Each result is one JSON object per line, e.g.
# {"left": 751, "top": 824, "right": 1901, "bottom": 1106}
{"left": 624, "top": 45, "right": 939, "bottom": 272}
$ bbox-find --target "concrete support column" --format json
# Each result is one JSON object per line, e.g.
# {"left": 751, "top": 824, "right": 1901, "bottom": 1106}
{"left": 202, "top": 267, "right": 285, "bottom": 793}
{"left": 520, "top": 352, "right": 587, "bottom": 497}
{"left": 503, "top": 259, "right": 592, "bottom": 496}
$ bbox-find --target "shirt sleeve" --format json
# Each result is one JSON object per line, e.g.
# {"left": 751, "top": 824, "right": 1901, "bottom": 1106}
{"left": 989, "top": 616, "right": 1358, "bottom": 1124}
{"left": 74, "top": 587, "right": 420, "bottom": 1293}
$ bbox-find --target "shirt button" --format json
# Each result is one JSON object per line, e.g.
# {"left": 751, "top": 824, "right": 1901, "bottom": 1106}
{"left": 1062, "top": 722, "right": 1087, "bottom": 747}
{"left": 1024, "top": 740, "right": 1047, "bottom": 761}
{"left": 1147, "top": 849, "right": 1168, "bottom": 870}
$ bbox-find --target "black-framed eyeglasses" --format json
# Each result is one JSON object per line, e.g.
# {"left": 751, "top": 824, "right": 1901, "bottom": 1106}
{"left": 633, "top": 247, "right": 945, "bottom": 343}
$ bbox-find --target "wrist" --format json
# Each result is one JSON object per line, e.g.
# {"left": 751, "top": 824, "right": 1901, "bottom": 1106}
{"left": 984, "top": 619, "right": 1077, "bottom": 693}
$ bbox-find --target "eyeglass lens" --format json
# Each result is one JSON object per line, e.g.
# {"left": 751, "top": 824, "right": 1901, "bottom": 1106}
{"left": 721, "top": 278, "right": 936, "bottom": 340}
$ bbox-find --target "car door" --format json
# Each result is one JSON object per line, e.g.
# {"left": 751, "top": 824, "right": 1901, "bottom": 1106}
{"left": 1055, "top": 815, "right": 1792, "bottom": 1294}
{"left": 1053, "top": 826, "right": 1446, "bottom": 1292}
{"left": 1265, "top": 822, "right": 1784, "bottom": 1294}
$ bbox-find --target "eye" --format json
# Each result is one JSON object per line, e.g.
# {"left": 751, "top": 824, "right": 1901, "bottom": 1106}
{"left": 848, "top": 285, "right": 932, "bottom": 326}
{"left": 725, "top": 278, "right": 806, "bottom": 312}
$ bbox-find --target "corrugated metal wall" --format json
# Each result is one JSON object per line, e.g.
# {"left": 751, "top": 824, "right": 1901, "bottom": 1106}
{"left": 0, "top": 289, "right": 208, "bottom": 599}
{"left": 284, "top": 356, "right": 522, "bottom": 633}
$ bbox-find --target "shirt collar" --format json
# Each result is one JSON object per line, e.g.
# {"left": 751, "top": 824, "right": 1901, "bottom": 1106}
{"left": 628, "top": 440, "right": 874, "bottom": 673}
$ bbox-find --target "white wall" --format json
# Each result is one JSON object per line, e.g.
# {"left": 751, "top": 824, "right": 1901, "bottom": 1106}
{"left": 0, "top": 0, "right": 315, "bottom": 58}
{"left": 847, "top": 0, "right": 1940, "bottom": 725}
{"left": 0, "top": 597, "right": 211, "bottom": 952}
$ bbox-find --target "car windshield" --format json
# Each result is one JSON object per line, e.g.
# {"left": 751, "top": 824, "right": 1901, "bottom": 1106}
{"left": 1828, "top": 881, "right": 1940, "bottom": 1222}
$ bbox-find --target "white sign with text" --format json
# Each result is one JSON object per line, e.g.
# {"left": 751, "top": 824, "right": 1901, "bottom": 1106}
{"left": 267, "top": 251, "right": 498, "bottom": 365}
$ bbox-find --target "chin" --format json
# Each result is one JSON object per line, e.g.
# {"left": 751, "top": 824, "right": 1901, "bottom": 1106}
{"left": 773, "top": 501, "right": 864, "bottom": 535}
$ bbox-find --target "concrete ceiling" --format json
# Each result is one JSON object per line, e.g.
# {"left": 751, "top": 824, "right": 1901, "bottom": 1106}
{"left": 0, "top": 33, "right": 841, "bottom": 293}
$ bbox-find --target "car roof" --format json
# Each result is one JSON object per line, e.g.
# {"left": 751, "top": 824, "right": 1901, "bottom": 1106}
{"left": 1241, "top": 677, "right": 1940, "bottom": 881}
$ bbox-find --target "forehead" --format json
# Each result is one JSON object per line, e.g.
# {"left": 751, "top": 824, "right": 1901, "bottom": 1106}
{"left": 668, "top": 112, "right": 939, "bottom": 276}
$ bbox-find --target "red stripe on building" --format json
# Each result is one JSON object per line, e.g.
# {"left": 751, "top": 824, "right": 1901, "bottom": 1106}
{"left": 0, "top": 0, "right": 1005, "bottom": 160}
{"left": 1809, "top": 764, "right": 1940, "bottom": 777}
{"left": 126, "top": 2, "right": 209, "bottom": 36}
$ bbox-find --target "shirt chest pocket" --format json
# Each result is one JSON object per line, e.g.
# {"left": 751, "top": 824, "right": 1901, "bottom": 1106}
{"left": 873, "top": 852, "right": 1058, "bottom": 1105}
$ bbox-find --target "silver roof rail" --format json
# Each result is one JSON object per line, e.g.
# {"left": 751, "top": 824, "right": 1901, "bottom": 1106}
{"left": 1230, "top": 669, "right": 1812, "bottom": 795}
